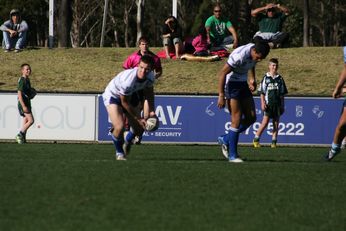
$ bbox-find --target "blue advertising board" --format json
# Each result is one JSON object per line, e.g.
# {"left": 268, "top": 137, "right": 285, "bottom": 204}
{"left": 98, "top": 95, "right": 343, "bottom": 145}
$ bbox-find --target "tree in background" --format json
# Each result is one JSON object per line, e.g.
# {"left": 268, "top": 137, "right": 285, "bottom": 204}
{"left": 135, "top": 0, "right": 145, "bottom": 43}
{"left": 123, "top": 0, "right": 136, "bottom": 47}
{"left": 303, "top": 0, "right": 309, "bottom": 47}
{"left": 57, "top": 0, "right": 72, "bottom": 47}
{"left": 310, "top": 0, "right": 346, "bottom": 46}
{"left": 0, "top": 0, "right": 344, "bottom": 48}
{"left": 230, "top": 0, "right": 256, "bottom": 45}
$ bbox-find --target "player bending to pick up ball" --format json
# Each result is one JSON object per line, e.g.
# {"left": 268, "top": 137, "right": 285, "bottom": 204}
{"left": 217, "top": 42, "right": 270, "bottom": 163}
{"left": 102, "top": 55, "right": 158, "bottom": 160}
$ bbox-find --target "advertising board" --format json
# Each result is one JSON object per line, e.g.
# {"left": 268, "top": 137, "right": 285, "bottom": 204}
{"left": 98, "top": 95, "right": 342, "bottom": 145}
{"left": 0, "top": 93, "right": 97, "bottom": 141}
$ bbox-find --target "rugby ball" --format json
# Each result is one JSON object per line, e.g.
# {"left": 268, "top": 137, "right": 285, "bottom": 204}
{"left": 145, "top": 117, "right": 159, "bottom": 131}
{"left": 28, "top": 88, "right": 37, "bottom": 99}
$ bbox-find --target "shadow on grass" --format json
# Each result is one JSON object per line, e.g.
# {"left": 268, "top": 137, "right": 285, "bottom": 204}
{"left": 129, "top": 156, "right": 342, "bottom": 164}
{"left": 26, "top": 46, "right": 41, "bottom": 50}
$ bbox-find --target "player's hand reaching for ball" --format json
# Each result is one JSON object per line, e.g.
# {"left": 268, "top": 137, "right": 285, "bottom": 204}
{"left": 137, "top": 118, "right": 146, "bottom": 129}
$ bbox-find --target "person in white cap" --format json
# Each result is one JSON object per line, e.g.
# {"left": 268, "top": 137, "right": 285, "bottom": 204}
{"left": 0, "top": 9, "right": 28, "bottom": 52}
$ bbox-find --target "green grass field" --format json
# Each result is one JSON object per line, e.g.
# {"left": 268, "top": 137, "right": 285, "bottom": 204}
{"left": 1, "top": 143, "right": 345, "bottom": 231}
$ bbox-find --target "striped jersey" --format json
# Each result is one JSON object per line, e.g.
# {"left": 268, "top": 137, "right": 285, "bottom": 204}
{"left": 258, "top": 73, "right": 288, "bottom": 106}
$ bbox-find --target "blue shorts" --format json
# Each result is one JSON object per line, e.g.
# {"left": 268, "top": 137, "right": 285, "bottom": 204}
{"left": 103, "top": 96, "right": 129, "bottom": 114}
{"left": 102, "top": 94, "right": 122, "bottom": 107}
{"left": 109, "top": 97, "right": 121, "bottom": 105}
{"left": 225, "top": 81, "right": 252, "bottom": 100}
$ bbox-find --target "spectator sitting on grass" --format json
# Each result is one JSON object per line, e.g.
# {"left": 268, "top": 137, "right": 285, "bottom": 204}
{"left": 192, "top": 26, "right": 209, "bottom": 57}
{"left": 0, "top": 9, "right": 28, "bottom": 53}
{"left": 251, "top": 3, "right": 290, "bottom": 49}
{"left": 205, "top": 3, "right": 238, "bottom": 51}
{"left": 162, "top": 16, "right": 183, "bottom": 59}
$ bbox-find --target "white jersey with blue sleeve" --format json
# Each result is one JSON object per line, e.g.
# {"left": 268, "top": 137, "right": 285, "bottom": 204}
{"left": 343, "top": 46, "right": 346, "bottom": 63}
{"left": 102, "top": 68, "right": 155, "bottom": 104}
{"left": 226, "top": 43, "right": 257, "bottom": 82}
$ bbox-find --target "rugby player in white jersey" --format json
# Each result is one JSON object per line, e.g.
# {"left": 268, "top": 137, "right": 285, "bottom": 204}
{"left": 325, "top": 46, "right": 346, "bottom": 161}
{"left": 217, "top": 42, "right": 270, "bottom": 163}
{"left": 102, "top": 55, "right": 156, "bottom": 160}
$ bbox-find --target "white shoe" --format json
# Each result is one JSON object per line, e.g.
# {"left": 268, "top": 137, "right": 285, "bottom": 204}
{"left": 217, "top": 136, "right": 229, "bottom": 159}
{"left": 225, "top": 44, "right": 234, "bottom": 49}
{"left": 324, "top": 149, "right": 340, "bottom": 161}
{"left": 15, "top": 134, "right": 24, "bottom": 144}
{"left": 229, "top": 158, "right": 244, "bottom": 163}
{"left": 116, "top": 153, "right": 126, "bottom": 161}
{"left": 221, "top": 144, "right": 229, "bottom": 159}
{"left": 122, "top": 141, "right": 132, "bottom": 156}
{"left": 133, "top": 135, "right": 142, "bottom": 144}
{"left": 341, "top": 142, "right": 346, "bottom": 149}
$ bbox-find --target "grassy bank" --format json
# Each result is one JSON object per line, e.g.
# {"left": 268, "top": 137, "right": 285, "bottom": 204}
{"left": 0, "top": 47, "right": 343, "bottom": 96}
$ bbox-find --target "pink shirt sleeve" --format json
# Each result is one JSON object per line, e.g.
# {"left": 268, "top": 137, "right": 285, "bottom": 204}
{"left": 123, "top": 57, "right": 132, "bottom": 69}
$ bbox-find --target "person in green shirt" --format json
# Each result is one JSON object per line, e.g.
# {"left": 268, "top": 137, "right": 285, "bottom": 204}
{"left": 253, "top": 58, "right": 288, "bottom": 148}
{"left": 16, "top": 63, "right": 35, "bottom": 144}
{"left": 251, "top": 3, "right": 290, "bottom": 49}
{"left": 205, "top": 3, "right": 238, "bottom": 51}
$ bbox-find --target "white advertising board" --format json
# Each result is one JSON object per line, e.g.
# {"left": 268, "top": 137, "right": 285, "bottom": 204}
{"left": 0, "top": 93, "right": 97, "bottom": 141}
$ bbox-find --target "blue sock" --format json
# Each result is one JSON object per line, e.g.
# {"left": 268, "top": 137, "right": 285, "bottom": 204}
{"left": 125, "top": 130, "right": 135, "bottom": 143}
{"left": 227, "top": 127, "right": 239, "bottom": 159}
{"left": 111, "top": 134, "right": 124, "bottom": 154}
{"left": 221, "top": 133, "right": 229, "bottom": 144}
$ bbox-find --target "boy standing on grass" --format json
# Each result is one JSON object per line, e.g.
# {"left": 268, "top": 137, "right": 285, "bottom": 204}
{"left": 325, "top": 46, "right": 346, "bottom": 161}
{"left": 253, "top": 58, "right": 288, "bottom": 148}
{"left": 102, "top": 55, "right": 157, "bottom": 161}
{"left": 16, "top": 63, "right": 35, "bottom": 144}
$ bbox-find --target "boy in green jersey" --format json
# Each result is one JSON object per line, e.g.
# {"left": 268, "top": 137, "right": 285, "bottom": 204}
{"left": 16, "top": 63, "right": 35, "bottom": 143}
{"left": 253, "top": 58, "right": 288, "bottom": 148}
